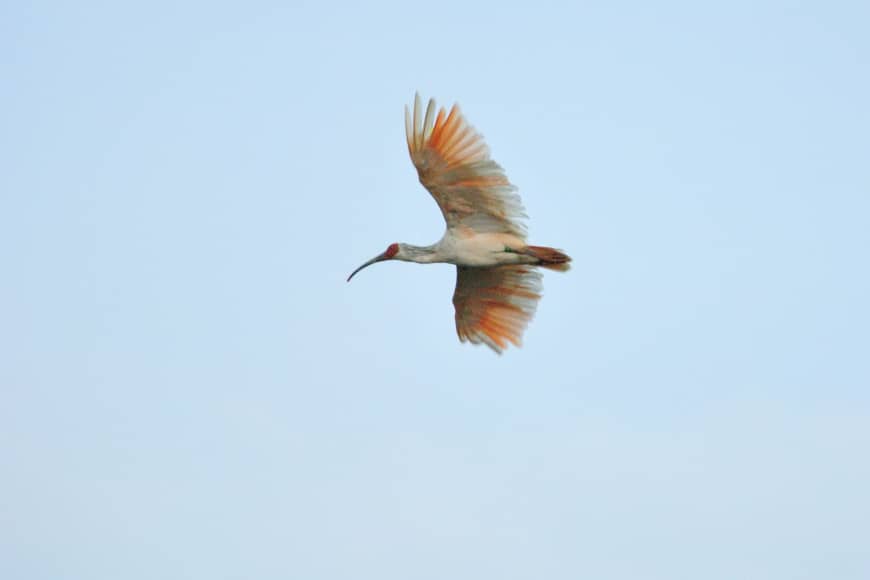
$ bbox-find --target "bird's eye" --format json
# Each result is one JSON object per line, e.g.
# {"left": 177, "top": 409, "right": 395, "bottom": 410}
{"left": 385, "top": 243, "right": 399, "bottom": 257}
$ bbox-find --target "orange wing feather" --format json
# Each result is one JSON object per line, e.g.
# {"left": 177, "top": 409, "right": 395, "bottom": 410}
{"left": 452, "top": 265, "right": 543, "bottom": 354}
{"left": 405, "top": 94, "right": 528, "bottom": 238}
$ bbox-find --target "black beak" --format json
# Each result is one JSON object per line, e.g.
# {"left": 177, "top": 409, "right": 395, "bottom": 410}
{"left": 347, "top": 252, "right": 390, "bottom": 282}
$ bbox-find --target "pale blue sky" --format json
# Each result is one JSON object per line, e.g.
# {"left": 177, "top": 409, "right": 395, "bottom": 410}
{"left": 2, "top": 1, "right": 869, "bottom": 579}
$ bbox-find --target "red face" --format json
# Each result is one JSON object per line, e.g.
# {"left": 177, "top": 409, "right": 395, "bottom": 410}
{"left": 385, "top": 243, "right": 399, "bottom": 258}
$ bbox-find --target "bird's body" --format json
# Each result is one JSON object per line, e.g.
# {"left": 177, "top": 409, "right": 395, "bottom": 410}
{"left": 402, "top": 231, "right": 533, "bottom": 268}
{"left": 348, "top": 94, "right": 571, "bottom": 354}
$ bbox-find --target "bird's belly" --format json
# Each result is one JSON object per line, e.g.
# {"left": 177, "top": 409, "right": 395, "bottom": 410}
{"left": 440, "top": 233, "right": 534, "bottom": 267}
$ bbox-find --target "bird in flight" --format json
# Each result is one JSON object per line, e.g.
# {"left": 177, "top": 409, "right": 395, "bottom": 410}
{"left": 348, "top": 94, "right": 571, "bottom": 354}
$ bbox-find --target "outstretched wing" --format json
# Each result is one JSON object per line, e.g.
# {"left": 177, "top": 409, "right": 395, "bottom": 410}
{"left": 453, "top": 265, "right": 542, "bottom": 354}
{"left": 405, "top": 93, "right": 527, "bottom": 238}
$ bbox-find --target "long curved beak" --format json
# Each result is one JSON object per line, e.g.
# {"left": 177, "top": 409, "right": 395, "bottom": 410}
{"left": 347, "top": 252, "right": 390, "bottom": 282}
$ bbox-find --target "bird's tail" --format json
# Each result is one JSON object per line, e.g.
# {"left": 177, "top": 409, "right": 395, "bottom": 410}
{"left": 523, "top": 245, "right": 572, "bottom": 272}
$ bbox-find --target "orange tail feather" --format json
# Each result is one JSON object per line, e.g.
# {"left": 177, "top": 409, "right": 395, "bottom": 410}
{"left": 524, "top": 245, "right": 572, "bottom": 272}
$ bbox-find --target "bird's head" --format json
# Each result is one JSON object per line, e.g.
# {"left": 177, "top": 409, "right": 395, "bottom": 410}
{"left": 347, "top": 242, "right": 401, "bottom": 282}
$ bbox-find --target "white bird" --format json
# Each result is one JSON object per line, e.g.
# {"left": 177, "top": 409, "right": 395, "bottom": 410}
{"left": 348, "top": 94, "right": 571, "bottom": 354}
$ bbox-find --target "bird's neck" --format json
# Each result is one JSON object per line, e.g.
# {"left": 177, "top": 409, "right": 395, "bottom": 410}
{"left": 398, "top": 243, "right": 442, "bottom": 264}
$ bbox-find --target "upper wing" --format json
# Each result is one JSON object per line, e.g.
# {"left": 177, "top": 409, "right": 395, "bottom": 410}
{"left": 453, "top": 265, "right": 542, "bottom": 354}
{"left": 405, "top": 94, "right": 527, "bottom": 238}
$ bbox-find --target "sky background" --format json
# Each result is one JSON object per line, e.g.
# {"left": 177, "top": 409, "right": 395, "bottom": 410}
{"left": 2, "top": 1, "right": 869, "bottom": 579}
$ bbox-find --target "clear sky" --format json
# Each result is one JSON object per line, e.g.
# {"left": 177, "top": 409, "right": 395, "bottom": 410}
{"left": 2, "top": 1, "right": 869, "bottom": 579}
